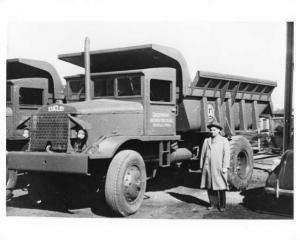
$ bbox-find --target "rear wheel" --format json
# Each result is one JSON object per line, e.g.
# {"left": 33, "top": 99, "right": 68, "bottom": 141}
{"left": 105, "top": 150, "right": 146, "bottom": 216}
{"left": 228, "top": 136, "right": 253, "bottom": 190}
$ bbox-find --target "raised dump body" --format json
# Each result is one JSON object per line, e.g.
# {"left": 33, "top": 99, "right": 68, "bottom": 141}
{"left": 7, "top": 58, "right": 64, "bottom": 101}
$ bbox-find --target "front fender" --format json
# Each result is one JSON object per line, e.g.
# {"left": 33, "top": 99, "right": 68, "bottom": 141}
{"left": 88, "top": 136, "right": 141, "bottom": 159}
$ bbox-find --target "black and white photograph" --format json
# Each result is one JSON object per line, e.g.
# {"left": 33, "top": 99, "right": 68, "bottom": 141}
{"left": 1, "top": 1, "right": 298, "bottom": 240}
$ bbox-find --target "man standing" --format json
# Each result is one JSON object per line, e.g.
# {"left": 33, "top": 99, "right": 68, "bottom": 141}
{"left": 200, "top": 119, "right": 230, "bottom": 212}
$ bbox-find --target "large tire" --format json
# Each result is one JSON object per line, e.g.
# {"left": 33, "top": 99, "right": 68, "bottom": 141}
{"left": 228, "top": 136, "right": 253, "bottom": 190}
{"left": 105, "top": 150, "right": 146, "bottom": 216}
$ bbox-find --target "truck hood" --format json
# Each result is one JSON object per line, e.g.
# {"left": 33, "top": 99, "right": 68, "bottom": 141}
{"left": 67, "top": 99, "right": 144, "bottom": 115}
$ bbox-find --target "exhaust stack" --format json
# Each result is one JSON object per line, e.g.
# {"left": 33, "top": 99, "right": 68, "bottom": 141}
{"left": 84, "top": 37, "right": 91, "bottom": 101}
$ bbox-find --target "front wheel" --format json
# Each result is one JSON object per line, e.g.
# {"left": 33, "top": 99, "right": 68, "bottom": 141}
{"left": 105, "top": 150, "right": 147, "bottom": 216}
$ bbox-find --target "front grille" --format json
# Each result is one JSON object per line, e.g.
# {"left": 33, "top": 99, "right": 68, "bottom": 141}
{"left": 29, "top": 113, "right": 69, "bottom": 152}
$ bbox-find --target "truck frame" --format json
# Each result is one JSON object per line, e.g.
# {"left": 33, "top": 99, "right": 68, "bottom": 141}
{"left": 7, "top": 39, "right": 277, "bottom": 216}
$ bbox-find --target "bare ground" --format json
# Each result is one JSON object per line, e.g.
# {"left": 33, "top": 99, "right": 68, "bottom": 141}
{"left": 6, "top": 168, "right": 293, "bottom": 219}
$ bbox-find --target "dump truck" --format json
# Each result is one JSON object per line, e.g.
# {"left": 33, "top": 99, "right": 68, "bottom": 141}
{"left": 6, "top": 58, "right": 64, "bottom": 198}
{"left": 7, "top": 39, "right": 277, "bottom": 216}
{"left": 6, "top": 58, "right": 65, "bottom": 150}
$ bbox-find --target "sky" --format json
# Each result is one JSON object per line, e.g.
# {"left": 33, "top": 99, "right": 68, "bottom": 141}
{"left": 7, "top": 21, "right": 287, "bottom": 110}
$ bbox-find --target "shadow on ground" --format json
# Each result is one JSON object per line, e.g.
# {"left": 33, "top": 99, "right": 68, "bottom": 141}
{"left": 147, "top": 166, "right": 201, "bottom": 191}
{"left": 6, "top": 190, "right": 117, "bottom": 217}
{"left": 7, "top": 174, "right": 116, "bottom": 217}
{"left": 7, "top": 167, "right": 199, "bottom": 218}
{"left": 241, "top": 188, "right": 293, "bottom": 218}
{"left": 167, "top": 192, "right": 210, "bottom": 207}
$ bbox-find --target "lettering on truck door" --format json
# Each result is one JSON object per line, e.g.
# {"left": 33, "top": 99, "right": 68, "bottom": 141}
{"left": 147, "top": 79, "right": 176, "bottom": 136}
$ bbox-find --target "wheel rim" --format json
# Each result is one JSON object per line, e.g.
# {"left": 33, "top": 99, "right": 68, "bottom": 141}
{"left": 123, "top": 165, "right": 143, "bottom": 203}
{"left": 236, "top": 151, "right": 250, "bottom": 179}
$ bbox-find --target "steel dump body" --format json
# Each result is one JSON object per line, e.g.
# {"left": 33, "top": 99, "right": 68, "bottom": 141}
{"left": 178, "top": 71, "right": 276, "bottom": 133}
{"left": 59, "top": 44, "right": 191, "bottom": 99}
{"left": 59, "top": 44, "right": 276, "bottom": 134}
{"left": 7, "top": 58, "right": 64, "bottom": 100}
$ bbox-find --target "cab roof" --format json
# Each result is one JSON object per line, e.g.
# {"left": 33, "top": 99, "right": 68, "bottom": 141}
{"left": 7, "top": 58, "right": 64, "bottom": 99}
{"left": 58, "top": 44, "right": 191, "bottom": 96}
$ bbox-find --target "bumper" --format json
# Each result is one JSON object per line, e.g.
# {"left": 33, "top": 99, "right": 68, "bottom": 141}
{"left": 7, "top": 151, "right": 88, "bottom": 174}
{"left": 265, "top": 187, "right": 294, "bottom": 197}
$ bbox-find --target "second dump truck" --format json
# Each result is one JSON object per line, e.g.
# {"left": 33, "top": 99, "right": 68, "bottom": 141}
{"left": 7, "top": 39, "right": 276, "bottom": 216}
{"left": 6, "top": 58, "right": 64, "bottom": 199}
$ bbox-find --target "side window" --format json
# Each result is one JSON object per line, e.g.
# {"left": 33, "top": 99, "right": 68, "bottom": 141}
{"left": 94, "top": 77, "right": 114, "bottom": 97}
{"left": 150, "top": 79, "right": 172, "bottom": 102}
{"left": 6, "top": 84, "right": 11, "bottom": 102}
{"left": 19, "top": 88, "right": 43, "bottom": 105}
{"left": 117, "top": 76, "right": 141, "bottom": 96}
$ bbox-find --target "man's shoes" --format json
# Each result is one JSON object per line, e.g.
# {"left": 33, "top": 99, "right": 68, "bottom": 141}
{"left": 219, "top": 207, "right": 226, "bottom": 212}
{"left": 207, "top": 206, "right": 216, "bottom": 210}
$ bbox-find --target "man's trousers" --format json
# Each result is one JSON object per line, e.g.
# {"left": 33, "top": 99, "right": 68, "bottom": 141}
{"left": 207, "top": 189, "right": 226, "bottom": 209}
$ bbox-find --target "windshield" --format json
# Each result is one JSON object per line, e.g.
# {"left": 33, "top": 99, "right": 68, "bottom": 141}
{"left": 93, "top": 75, "right": 141, "bottom": 98}
{"left": 67, "top": 75, "right": 141, "bottom": 100}
{"left": 117, "top": 76, "right": 141, "bottom": 96}
{"left": 94, "top": 76, "right": 114, "bottom": 97}
{"left": 67, "top": 79, "right": 85, "bottom": 101}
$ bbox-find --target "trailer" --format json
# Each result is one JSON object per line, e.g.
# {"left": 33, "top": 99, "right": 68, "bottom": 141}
{"left": 7, "top": 39, "right": 277, "bottom": 216}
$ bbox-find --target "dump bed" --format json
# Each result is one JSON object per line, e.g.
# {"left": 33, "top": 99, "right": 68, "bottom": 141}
{"left": 177, "top": 71, "right": 277, "bottom": 133}
{"left": 58, "top": 44, "right": 277, "bottom": 135}
{"left": 59, "top": 44, "right": 191, "bottom": 99}
{"left": 7, "top": 58, "right": 64, "bottom": 100}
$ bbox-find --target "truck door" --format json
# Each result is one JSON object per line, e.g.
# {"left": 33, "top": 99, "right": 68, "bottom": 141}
{"left": 14, "top": 79, "right": 48, "bottom": 138}
{"left": 146, "top": 78, "right": 176, "bottom": 136}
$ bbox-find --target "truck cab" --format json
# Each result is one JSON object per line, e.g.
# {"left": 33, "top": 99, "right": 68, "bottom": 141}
{"left": 64, "top": 68, "right": 176, "bottom": 137}
{"left": 6, "top": 77, "right": 48, "bottom": 150}
{"left": 6, "top": 58, "right": 64, "bottom": 150}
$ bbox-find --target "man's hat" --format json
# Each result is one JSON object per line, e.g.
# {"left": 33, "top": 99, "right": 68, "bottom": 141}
{"left": 207, "top": 119, "right": 223, "bottom": 130}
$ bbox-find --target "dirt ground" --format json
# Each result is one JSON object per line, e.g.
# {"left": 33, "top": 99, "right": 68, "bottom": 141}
{"left": 6, "top": 168, "right": 293, "bottom": 219}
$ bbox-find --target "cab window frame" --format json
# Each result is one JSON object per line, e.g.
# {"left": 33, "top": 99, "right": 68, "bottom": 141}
{"left": 93, "top": 76, "right": 115, "bottom": 98}
{"left": 149, "top": 79, "right": 173, "bottom": 104}
{"left": 6, "top": 84, "right": 12, "bottom": 103}
{"left": 92, "top": 73, "right": 143, "bottom": 99}
{"left": 116, "top": 75, "right": 142, "bottom": 98}
{"left": 66, "top": 79, "right": 86, "bottom": 101}
{"left": 19, "top": 87, "right": 44, "bottom": 106}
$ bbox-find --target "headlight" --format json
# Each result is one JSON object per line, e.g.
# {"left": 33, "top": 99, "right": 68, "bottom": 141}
{"left": 77, "top": 129, "right": 86, "bottom": 140}
{"left": 22, "top": 129, "right": 29, "bottom": 138}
